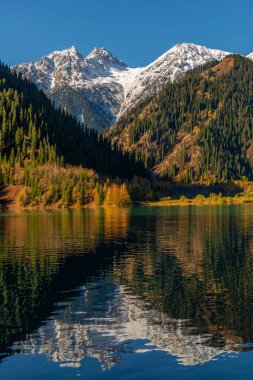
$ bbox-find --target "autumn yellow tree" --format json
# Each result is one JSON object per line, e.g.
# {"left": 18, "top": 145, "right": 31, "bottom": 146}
{"left": 119, "top": 183, "right": 131, "bottom": 206}
{"left": 104, "top": 183, "right": 131, "bottom": 207}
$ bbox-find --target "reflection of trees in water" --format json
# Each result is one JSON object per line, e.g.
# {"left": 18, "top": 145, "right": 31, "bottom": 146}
{"left": 0, "top": 206, "right": 253, "bottom": 367}
{"left": 113, "top": 206, "right": 253, "bottom": 346}
{"left": 0, "top": 208, "right": 130, "bottom": 259}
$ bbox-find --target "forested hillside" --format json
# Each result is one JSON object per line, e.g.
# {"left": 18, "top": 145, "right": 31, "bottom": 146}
{"left": 0, "top": 62, "right": 148, "bottom": 208}
{"left": 108, "top": 55, "right": 253, "bottom": 182}
{"left": 0, "top": 62, "right": 145, "bottom": 179}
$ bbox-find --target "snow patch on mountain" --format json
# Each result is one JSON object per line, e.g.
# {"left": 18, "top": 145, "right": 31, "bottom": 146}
{"left": 247, "top": 52, "right": 253, "bottom": 60}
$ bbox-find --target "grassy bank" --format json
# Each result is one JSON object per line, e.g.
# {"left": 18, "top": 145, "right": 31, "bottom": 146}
{"left": 144, "top": 192, "right": 253, "bottom": 206}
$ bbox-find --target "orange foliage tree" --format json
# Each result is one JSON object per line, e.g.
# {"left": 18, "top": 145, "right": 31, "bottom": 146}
{"left": 104, "top": 183, "right": 131, "bottom": 207}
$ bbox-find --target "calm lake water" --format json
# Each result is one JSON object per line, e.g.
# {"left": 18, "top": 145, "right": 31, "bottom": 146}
{"left": 0, "top": 205, "right": 253, "bottom": 379}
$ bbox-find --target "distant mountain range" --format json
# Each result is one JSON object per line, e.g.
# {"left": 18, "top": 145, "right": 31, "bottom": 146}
{"left": 14, "top": 43, "right": 253, "bottom": 131}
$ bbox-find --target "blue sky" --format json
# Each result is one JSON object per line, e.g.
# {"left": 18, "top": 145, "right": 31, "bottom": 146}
{"left": 1, "top": 0, "right": 253, "bottom": 67}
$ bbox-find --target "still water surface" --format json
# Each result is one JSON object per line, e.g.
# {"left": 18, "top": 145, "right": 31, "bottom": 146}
{"left": 0, "top": 205, "right": 253, "bottom": 379}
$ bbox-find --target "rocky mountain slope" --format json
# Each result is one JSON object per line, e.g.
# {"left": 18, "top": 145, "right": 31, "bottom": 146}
{"left": 14, "top": 43, "right": 235, "bottom": 130}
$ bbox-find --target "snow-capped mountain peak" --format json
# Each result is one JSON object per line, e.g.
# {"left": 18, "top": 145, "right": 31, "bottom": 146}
{"left": 169, "top": 42, "right": 209, "bottom": 53}
{"left": 145, "top": 42, "right": 230, "bottom": 74}
{"left": 86, "top": 47, "right": 127, "bottom": 68}
{"left": 247, "top": 52, "right": 253, "bottom": 60}
{"left": 52, "top": 45, "right": 80, "bottom": 54}
{"left": 13, "top": 42, "right": 235, "bottom": 130}
{"left": 48, "top": 45, "right": 84, "bottom": 62}
{"left": 169, "top": 42, "right": 228, "bottom": 57}
{"left": 68, "top": 45, "right": 79, "bottom": 52}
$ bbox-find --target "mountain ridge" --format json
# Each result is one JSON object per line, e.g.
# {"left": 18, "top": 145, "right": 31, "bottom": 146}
{"left": 14, "top": 42, "right": 249, "bottom": 130}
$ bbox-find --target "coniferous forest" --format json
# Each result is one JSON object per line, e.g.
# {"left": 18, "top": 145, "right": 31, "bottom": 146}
{"left": 0, "top": 62, "right": 146, "bottom": 178}
{"left": 109, "top": 55, "right": 253, "bottom": 182}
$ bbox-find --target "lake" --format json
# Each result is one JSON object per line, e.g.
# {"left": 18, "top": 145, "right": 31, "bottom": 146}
{"left": 0, "top": 205, "right": 253, "bottom": 379}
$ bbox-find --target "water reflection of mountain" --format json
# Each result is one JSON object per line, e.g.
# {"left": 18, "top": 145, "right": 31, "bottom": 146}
{"left": 0, "top": 209, "right": 130, "bottom": 360}
{"left": 13, "top": 282, "right": 232, "bottom": 368}
{"left": 0, "top": 206, "right": 253, "bottom": 368}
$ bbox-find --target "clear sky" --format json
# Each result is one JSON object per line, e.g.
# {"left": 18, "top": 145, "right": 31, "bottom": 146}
{"left": 1, "top": 0, "right": 253, "bottom": 67}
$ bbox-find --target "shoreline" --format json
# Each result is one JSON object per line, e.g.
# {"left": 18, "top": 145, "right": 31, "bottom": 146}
{"left": 142, "top": 198, "right": 253, "bottom": 207}
{"left": 1, "top": 198, "right": 253, "bottom": 211}
{"left": 2, "top": 184, "right": 253, "bottom": 210}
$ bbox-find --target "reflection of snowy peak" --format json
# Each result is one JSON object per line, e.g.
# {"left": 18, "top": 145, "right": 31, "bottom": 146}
{"left": 14, "top": 43, "right": 231, "bottom": 130}
{"left": 13, "top": 282, "right": 232, "bottom": 369}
